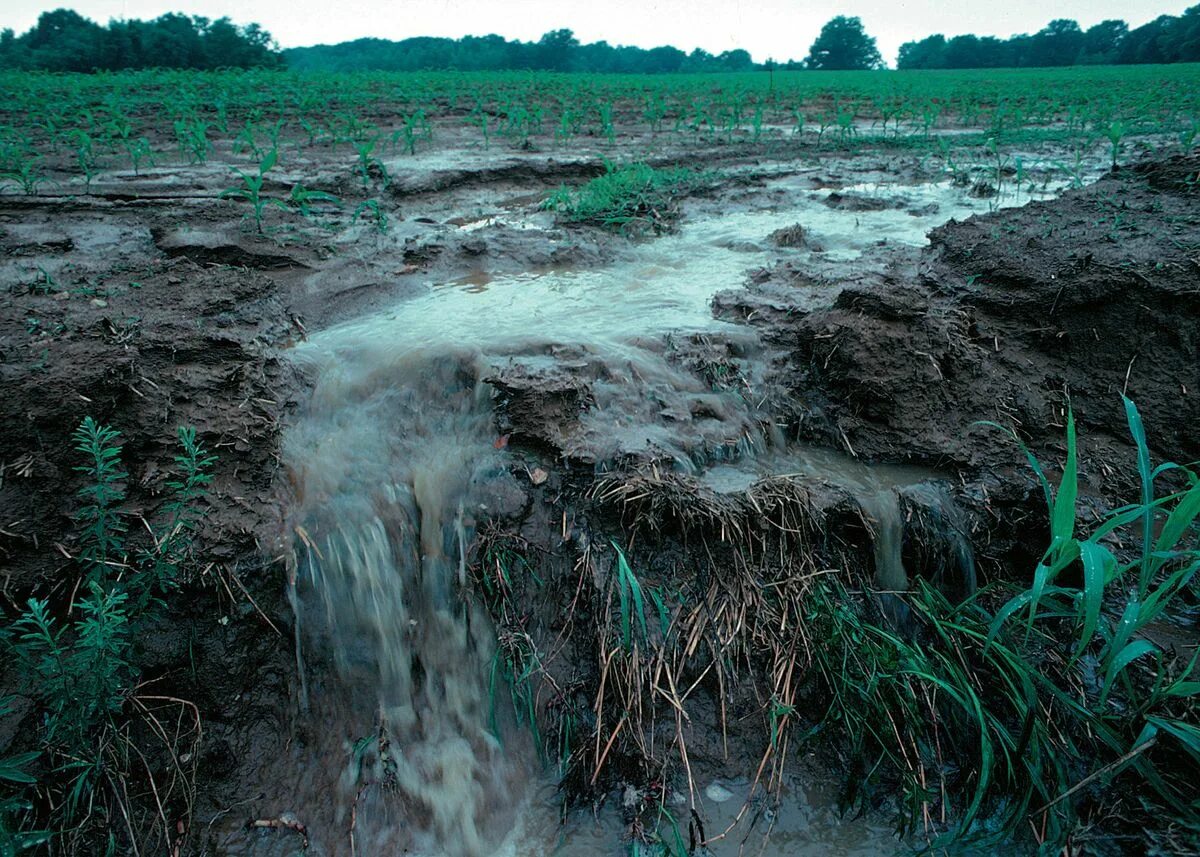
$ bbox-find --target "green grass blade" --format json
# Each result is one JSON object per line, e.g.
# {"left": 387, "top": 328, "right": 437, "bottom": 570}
{"left": 1075, "top": 541, "right": 1113, "bottom": 661}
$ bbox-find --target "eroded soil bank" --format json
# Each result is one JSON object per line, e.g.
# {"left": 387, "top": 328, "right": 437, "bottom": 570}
{"left": 1, "top": 128, "right": 1197, "bottom": 856}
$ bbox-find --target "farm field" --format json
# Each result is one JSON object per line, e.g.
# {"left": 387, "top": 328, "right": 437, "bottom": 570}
{"left": 1, "top": 65, "right": 1199, "bottom": 857}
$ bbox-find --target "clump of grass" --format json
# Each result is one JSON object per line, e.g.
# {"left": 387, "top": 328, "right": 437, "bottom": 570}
{"left": 807, "top": 398, "right": 1200, "bottom": 850}
{"left": 543, "top": 161, "right": 716, "bottom": 233}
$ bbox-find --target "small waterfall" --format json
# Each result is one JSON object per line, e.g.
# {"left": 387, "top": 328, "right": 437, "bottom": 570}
{"left": 287, "top": 345, "right": 525, "bottom": 856}
{"left": 852, "top": 487, "right": 912, "bottom": 628}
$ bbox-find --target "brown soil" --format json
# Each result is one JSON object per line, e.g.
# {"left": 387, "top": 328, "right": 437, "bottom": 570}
{"left": 1, "top": 122, "right": 1197, "bottom": 854}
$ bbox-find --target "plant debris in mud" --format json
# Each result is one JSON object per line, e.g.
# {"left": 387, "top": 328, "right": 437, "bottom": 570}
{"left": 470, "top": 400, "right": 1200, "bottom": 855}
{"left": 543, "top": 161, "right": 717, "bottom": 234}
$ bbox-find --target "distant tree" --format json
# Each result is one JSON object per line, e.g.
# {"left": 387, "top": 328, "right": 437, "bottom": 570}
{"left": 1080, "top": 20, "right": 1128, "bottom": 64}
{"left": 897, "top": 34, "right": 946, "bottom": 69}
{"left": 1162, "top": 4, "right": 1200, "bottom": 61}
{"left": 0, "top": 7, "right": 282, "bottom": 71}
{"left": 1120, "top": 15, "right": 1174, "bottom": 64}
{"left": 805, "top": 16, "right": 882, "bottom": 70}
{"left": 1029, "top": 19, "right": 1085, "bottom": 66}
{"left": 716, "top": 49, "right": 754, "bottom": 71}
{"left": 536, "top": 28, "right": 578, "bottom": 70}
{"left": 644, "top": 45, "right": 686, "bottom": 73}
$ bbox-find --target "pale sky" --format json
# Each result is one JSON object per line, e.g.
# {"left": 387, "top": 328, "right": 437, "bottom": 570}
{"left": 1, "top": 1, "right": 1192, "bottom": 66}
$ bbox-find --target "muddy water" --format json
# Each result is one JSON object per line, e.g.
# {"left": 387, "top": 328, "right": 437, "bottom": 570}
{"left": 702, "top": 447, "right": 942, "bottom": 593}
{"left": 275, "top": 173, "right": 1047, "bottom": 856}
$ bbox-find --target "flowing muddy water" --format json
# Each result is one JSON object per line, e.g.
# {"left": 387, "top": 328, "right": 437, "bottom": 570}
{"left": 271, "top": 172, "right": 1063, "bottom": 856}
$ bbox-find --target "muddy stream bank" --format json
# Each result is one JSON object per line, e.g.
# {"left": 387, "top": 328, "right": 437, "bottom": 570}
{"left": 2, "top": 133, "right": 1197, "bottom": 855}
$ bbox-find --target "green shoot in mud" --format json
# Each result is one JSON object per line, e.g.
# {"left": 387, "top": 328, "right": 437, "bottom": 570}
{"left": 288, "top": 182, "right": 342, "bottom": 218}
{"left": 544, "top": 161, "right": 715, "bottom": 233}
{"left": 353, "top": 198, "right": 389, "bottom": 233}
{"left": 1, "top": 419, "right": 215, "bottom": 855}
{"left": 220, "top": 148, "right": 288, "bottom": 233}
{"left": 0, "top": 712, "right": 48, "bottom": 857}
{"left": 0, "top": 155, "right": 49, "bottom": 196}
{"left": 353, "top": 137, "right": 388, "bottom": 189}
{"left": 611, "top": 542, "right": 648, "bottom": 651}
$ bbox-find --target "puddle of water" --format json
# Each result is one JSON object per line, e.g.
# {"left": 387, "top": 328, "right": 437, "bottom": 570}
{"left": 498, "top": 773, "right": 903, "bottom": 857}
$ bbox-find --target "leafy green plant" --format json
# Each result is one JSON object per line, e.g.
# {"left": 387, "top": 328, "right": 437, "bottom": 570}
{"left": 288, "top": 183, "right": 342, "bottom": 217}
{"left": 542, "top": 161, "right": 715, "bottom": 233}
{"left": 172, "top": 117, "right": 208, "bottom": 165}
{"left": 71, "top": 417, "right": 127, "bottom": 579}
{"left": 392, "top": 109, "right": 431, "bottom": 155}
{"left": 353, "top": 137, "right": 388, "bottom": 189}
{"left": 0, "top": 706, "right": 49, "bottom": 857}
{"left": 220, "top": 148, "right": 288, "bottom": 233}
{"left": 0, "top": 155, "right": 49, "bottom": 196}
{"left": 122, "top": 136, "right": 153, "bottom": 175}
{"left": 1104, "top": 119, "right": 1127, "bottom": 167}
{"left": 1, "top": 419, "right": 215, "bottom": 852}
{"left": 611, "top": 542, "right": 648, "bottom": 651}
{"left": 68, "top": 130, "right": 98, "bottom": 193}
{"left": 353, "top": 198, "right": 389, "bottom": 233}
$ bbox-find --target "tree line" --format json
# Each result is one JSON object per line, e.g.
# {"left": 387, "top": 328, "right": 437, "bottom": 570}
{"left": 2, "top": 6, "right": 1199, "bottom": 73}
{"left": 285, "top": 30, "right": 759, "bottom": 73}
{"left": 898, "top": 7, "right": 1200, "bottom": 68}
{"left": 0, "top": 8, "right": 283, "bottom": 71}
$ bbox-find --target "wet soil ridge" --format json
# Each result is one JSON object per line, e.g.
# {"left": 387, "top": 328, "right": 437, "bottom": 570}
{"left": 773, "top": 155, "right": 1200, "bottom": 472}
{"left": 0, "top": 241, "right": 292, "bottom": 589}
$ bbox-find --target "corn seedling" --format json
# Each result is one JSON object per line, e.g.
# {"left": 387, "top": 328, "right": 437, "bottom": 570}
{"left": 0, "top": 155, "right": 49, "bottom": 196}
{"left": 353, "top": 199, "right": 389, "bottom": 233}
{"left": 288, "top": 182, "right": 342, "bottom": 217}
{"left": 611, "top": 542, "right": 648, "bottom": 651}
{"left": 219, "top": 148, "right": 288, "bottom": 233}
{"left": 353, "top": 137, "right": 388, "bottom": 189}
{"left": 122, "top": 136, "right": 153, "bottom": 175}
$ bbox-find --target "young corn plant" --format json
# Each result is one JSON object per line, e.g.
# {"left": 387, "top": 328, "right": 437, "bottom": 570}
{"left": 69, "top": 130, "right": 98, "bottom": 193}
{"left": 173, "top": 118, "right": 208, "bottom": 165}
{"left": 220, "top": 148, "right": 288, "bottom": 233}
{"left": 122, "top": 136, "right": 153, "bottom": 176}
{"left": 611, "top": 542, "right": 647, "bottom": 652}
{"left": 288, "top": 183, "right": 342, "bottom": 218}
{"left": 1104, "top": 120, "right": 1127, "bottom": 168}
{"left": 353, "top": 199, "right": 389, "bottom": 233}
{"left": 0, "top": 155, "right": 50, "bottom": 196}
{"left": 353, "top": 137, "right": 388, "bottom": 189}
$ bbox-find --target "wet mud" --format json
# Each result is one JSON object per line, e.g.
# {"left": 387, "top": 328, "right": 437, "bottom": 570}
{"left": 1, "top": 119, "right": 1197, "bottom": 856}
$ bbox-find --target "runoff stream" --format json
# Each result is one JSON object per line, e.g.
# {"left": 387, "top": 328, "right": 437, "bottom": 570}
{"left": 238, "top": 172, "right": 1070, "bottom": 856}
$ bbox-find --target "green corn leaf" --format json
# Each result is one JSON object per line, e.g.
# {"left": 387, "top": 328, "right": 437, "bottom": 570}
{"left": 0, "top": 751, "right": 39, "bottom": 784}
{"left": 1147, "top": 716, "right": 1200, "bottom": 764}
{"left": 1075, "top": 541, "right": 1113, "bottom": 660}
{"left": 1101, "top": 639, "right": 1159, "bottom": 706}
{"left": 1153, "top": 481, "right": 1200, "bottom": 561}
{"left": 1050, "top": 410, "right": 1078, "bottom": 546}
{"left": 1123, "top": 396, "right": 1155, "bottom": 588}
